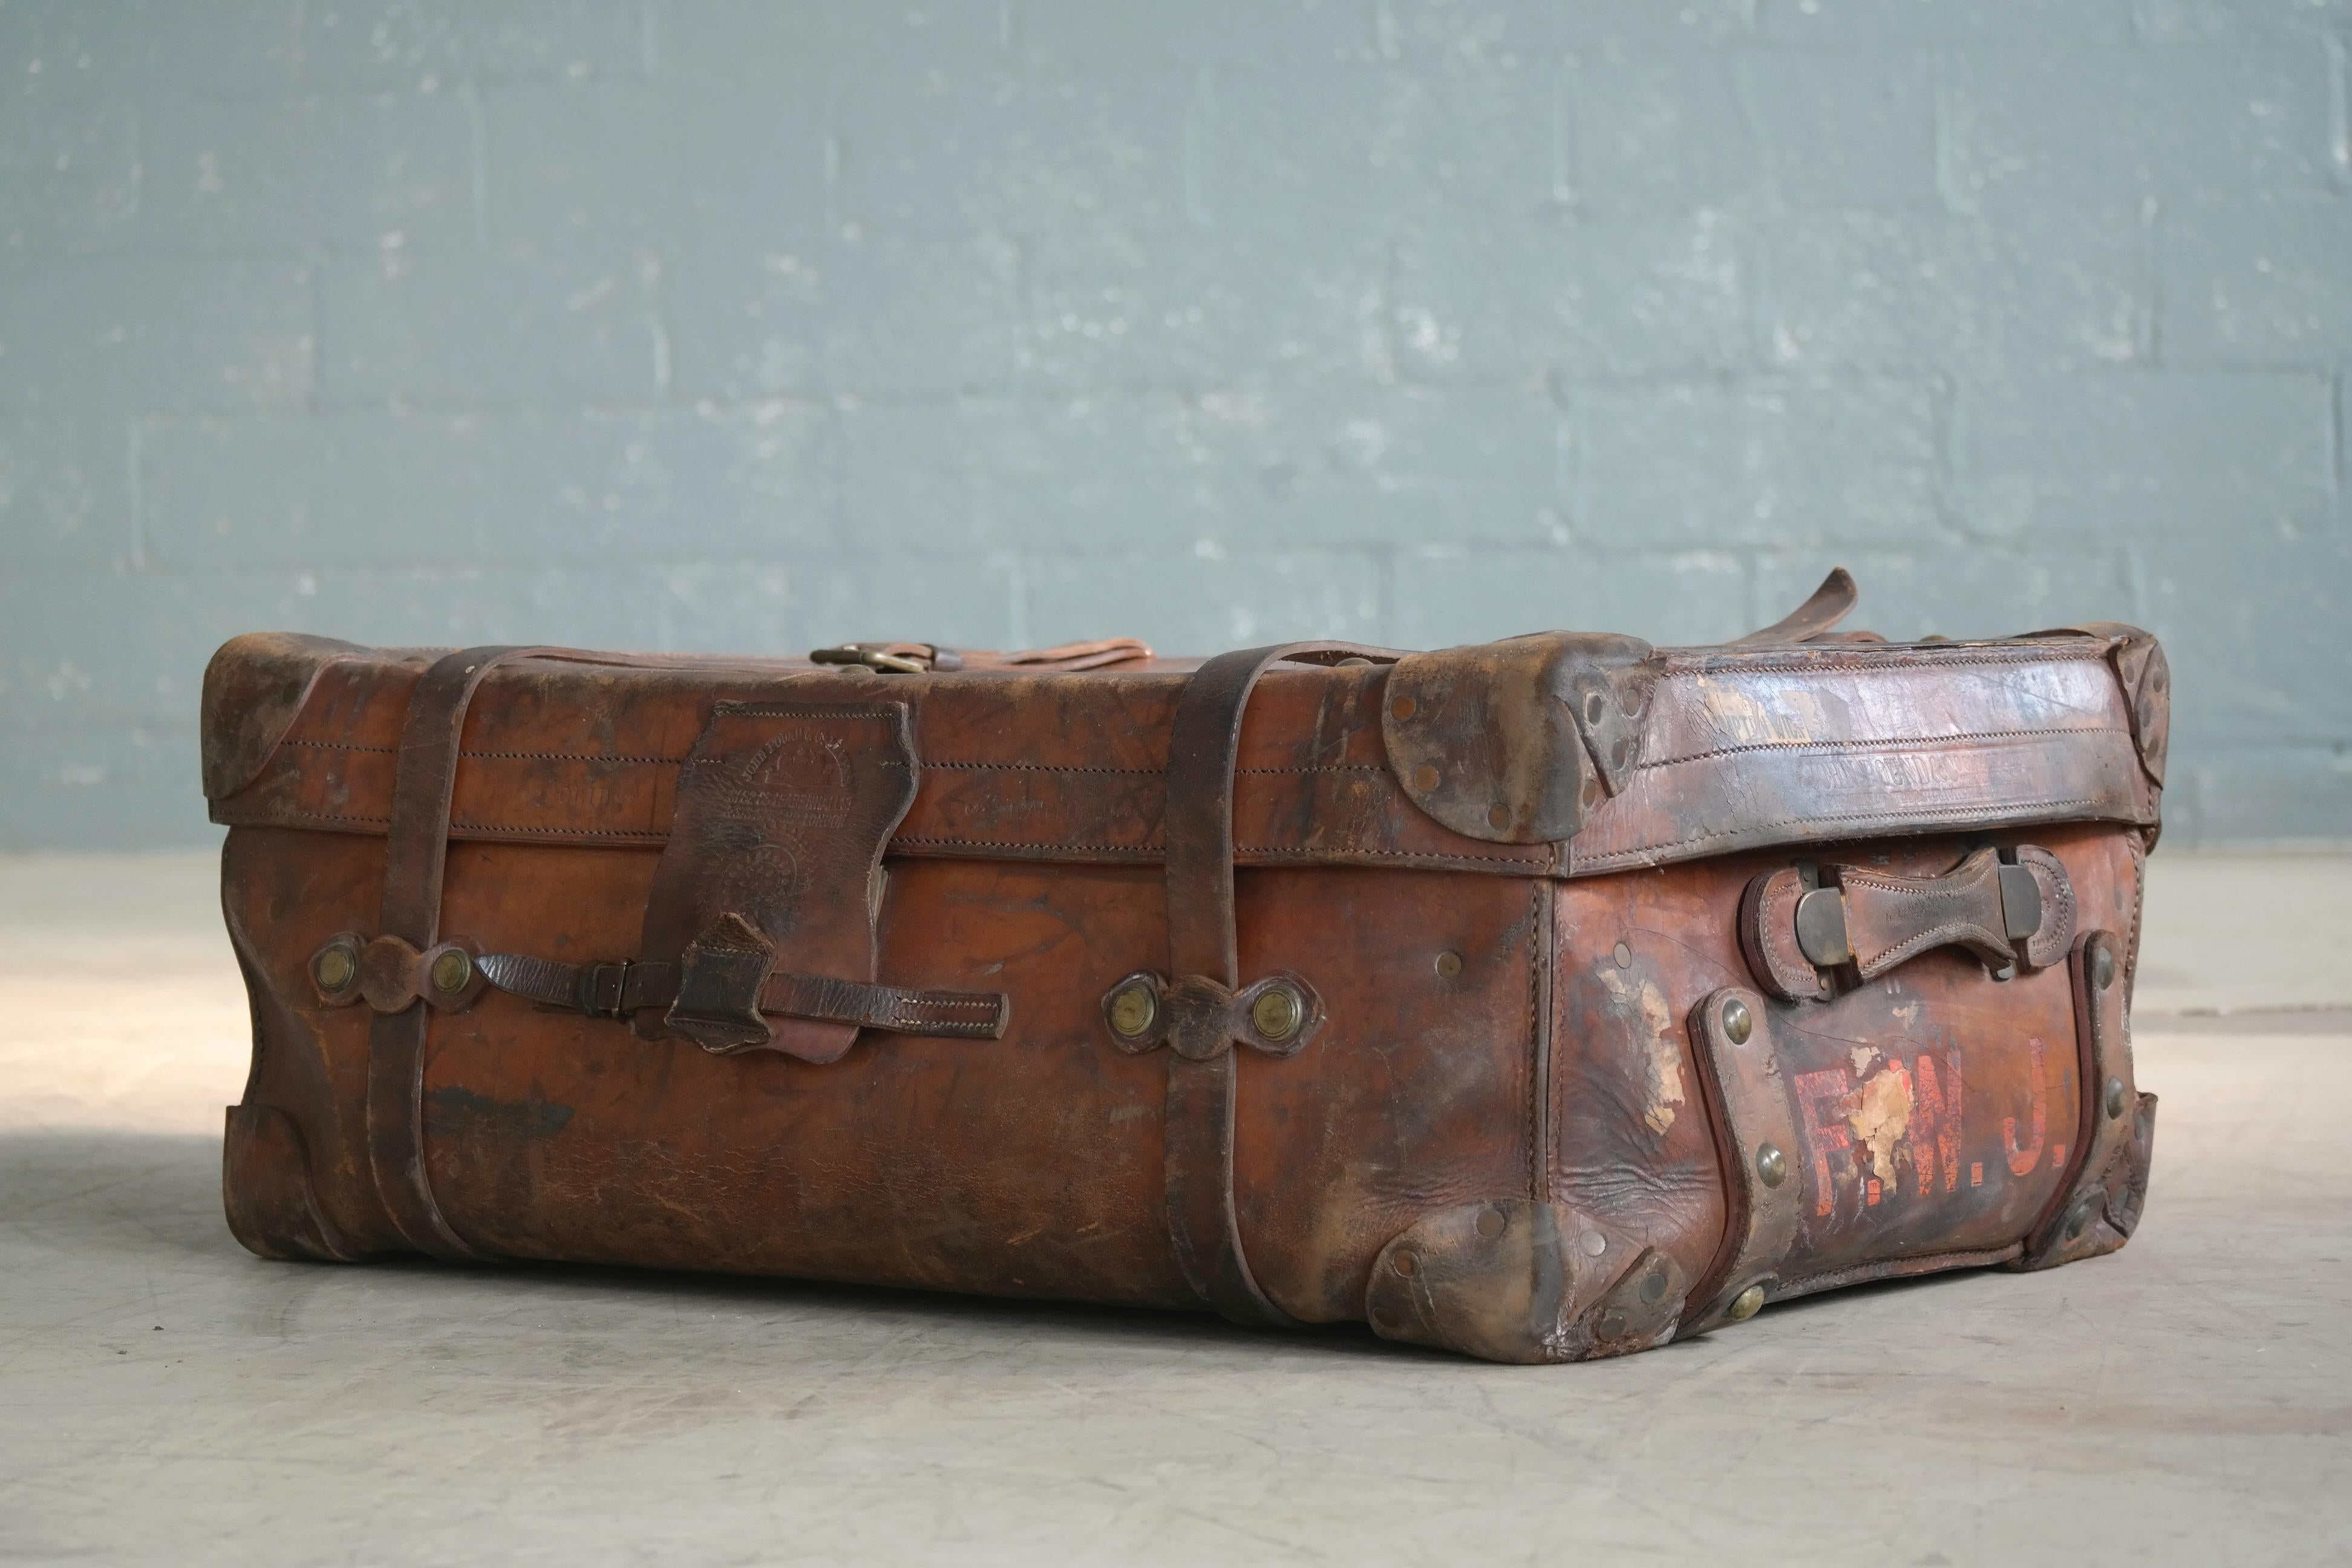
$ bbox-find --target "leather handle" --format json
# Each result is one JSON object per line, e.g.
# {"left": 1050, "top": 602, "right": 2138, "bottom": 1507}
{"left": 810, "top": 638, "right": 1155, "bottom": 673}
{"left": 1740, "top": 845, "right": 2076, "bottom": 1002}
{"left": 1731, "top": 567, "right": 1864, "bottom": 645}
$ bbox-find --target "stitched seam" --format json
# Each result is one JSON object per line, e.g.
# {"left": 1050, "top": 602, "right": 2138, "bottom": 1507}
{"left": 1577, "top": 797, "right": 2105, "bottom": 869}
{"left": 1664, "top": 645, "right": 2105, "bottom": 675}
{"left": 1637, "top": 725, "right": 2132, "bottom": 773}
{"left": 1526, "top": 878, "right": 1543, "bottom": 1204}
{"left": 1861, "top": 918, "right": 2009, "bottom": 975}
{"left": 281, "top": 745, "right": 1387, "bottom": 778}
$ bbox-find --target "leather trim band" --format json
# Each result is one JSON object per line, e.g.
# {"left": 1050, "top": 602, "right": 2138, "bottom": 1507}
{"left": 1161, "top": 641, "right": 1394, "bottom": 1327}
{"left": 364, "top": 645, "right": 643, "bottom": 1263}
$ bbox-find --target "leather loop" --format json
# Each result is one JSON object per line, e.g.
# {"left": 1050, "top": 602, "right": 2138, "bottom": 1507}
{"left": 365, "top": 645, "right": 648, "bottom": 1264}
{"left": 1161, "top": 641, "right": 1395, "bottom": 1327}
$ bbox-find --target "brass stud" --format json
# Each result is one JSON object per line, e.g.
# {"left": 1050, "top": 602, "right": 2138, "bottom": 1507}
{"left": 1392, "top": 1248, "right": 1419, "bottom": 1277}
{"left": 1756, "top": 1143, "right": 1787, "bottom": 1188}
{"left": 1390, "top": 694, "right": 1417, "bottom": 722}
{"left": 2091, "top": 946, "right": 2115, "bottom": 989}
{"left": 1639, "top": 1267, "right": 1668, "bottom": 1303}
{"left": 1721, "top": 996, "right": 1753, "bottom": 1045}
{"left": 1728, "top": 1284, "right": 1765, "bottom": 1322}
{"left": 2104, "top": 1076, "right": 2127, "bottom": 1120}
{"left": 1613, "top": 941, "right": 1632, "bottom": 970}
{"left": 1411, "top": 764, "right": 1440, "bottom": 793}
{"left": 1475, "top": 1206, "right": 1507, "bottom": 1239}
{"left": 1597, "top": 1309, "right": 1628, "bottom": 1340}
{"left": 1486, "top": 803, "right": 1511, "bottom": 831}
{"left": 1583, "top": 690, "right": 1606, "bottom": 725}
{"left": 1578, "top": 1230, "right": 1607, "bottom": 1257}
{"left": 1609, "top": 738, "right": 1630, "bottom": 769}
{"left": 1250, "top": 982, "right": 1305, "bottom": 1044}
{"left": 1579, "top": 777, "right": 1603, "bottom": 811}
{"left": 430, "top": 948, "right": 473, "bottom": 995}
{"left": 1434, "top": 950, "right": 1463, "bottom": 979}
{"left": 1107, "top": 980, "right": 1158, "bottom": 1040}
{"left": 313, "top": 944, "right": 356, "bottom": 992}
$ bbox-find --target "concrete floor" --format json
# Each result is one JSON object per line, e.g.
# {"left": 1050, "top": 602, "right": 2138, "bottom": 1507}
{"left": 4, "top": 852, "right": 2348, "bottom": 1566}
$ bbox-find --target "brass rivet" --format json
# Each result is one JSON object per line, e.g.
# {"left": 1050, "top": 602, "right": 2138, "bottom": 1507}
{"left": 1609, "top": 738, "right": 1629, "bottom": 769}
{"left": 1597, "top": 1309, "right": 1628, "bottom": 1340}
{"left": 1583, "top": 690, "right": 1606, "bottom": 725}
{"left": 1579, "top": 776, "right": 1603, "bottom": 811}
{"left": 1434, "top": 950, "right": 1463, "bottom": 979}
{"left": 1391, "top": 694, "right": 1417, "bottom": 722}
{"left": 313, "top": 944, "right": 355, "bottom": 992}
{"left": 1756, "top": 1143, "right": 1787, "bottom": 1188}
{"left": 1728, "top": 1284, "right": 1765, "bottom": 1322}
{"left": 1475, "top": 1206, "right": 1507, "bottom": 1239}
{"left": 1393, "top": 1248, "right": 1419, "bottom": 1277}
{"left": 1411, "top": 764, "right": 1440, "bottom": 793}
{"left": 1579, "top": 1230, "right": 1607, "bottom": 1257}
{"left": 1486, "top": 802, "right": 1511, "bottom": 831}
{"left": 2091, "top": 946, "right": 2115, "bottom": 989}
{"left": 1250, "top": 983, "right": 1305, "bottom": 1044}
{"left": 2104, "top": 1076, "right": 2127, "bottom": 1120}
{"left": 1640, "top": 1267, "right": 1668, "bottom": 1303}
{"left": 1722, "top": 996, "right": 1753, "bottom": 1045}
{"left": 1612, "top": 941, "right": 1632, "bottom": 970}
{"left": 430, "top": 949, "right": 472, "bottom": 995}
{"left": 2137, "top": 698, "right": 2154, "bottom": 728}
{"left": 1107, "top": 981, "right": 1157, "bottom": 1040}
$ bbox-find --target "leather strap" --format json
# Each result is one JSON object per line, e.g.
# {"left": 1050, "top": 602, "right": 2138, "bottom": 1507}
{"left": 471, "top": 952, "right": 1009, "bottom": 1040}
{"left": 1161, "top": 641, "right": 1393, "bottom": 1326}
{"left": 365, "top": 645, "right": 641, "bottom": 1262}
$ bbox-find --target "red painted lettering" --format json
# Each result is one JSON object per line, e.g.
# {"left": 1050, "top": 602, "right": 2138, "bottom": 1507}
{"left": 1910, "top": 1050, "right": 1964, "bottom": 1197}
{"left": 1794, "top": 1068, "right": 1854, "bottom": 1219}
{"left": 2004, "top": 1035, "right": 2047, "bottom": 1177}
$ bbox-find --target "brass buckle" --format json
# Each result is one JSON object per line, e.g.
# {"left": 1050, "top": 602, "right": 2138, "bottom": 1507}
{"left": 809, "top": 642, "right": 962, "bottom": 675}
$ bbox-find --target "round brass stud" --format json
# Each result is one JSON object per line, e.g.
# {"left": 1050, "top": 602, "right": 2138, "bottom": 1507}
{"left": 1434, "top": 950, "right": 1463, "bottom": 979}
{"left": 1579, "top": 1230, "right": 1607, "bottom": 1258}
{"left": 2091, "top": 946, "right": 2115, "bottom": 989}
{"left": 1107, "top": 980, "right": 1158, "bottom": 1040}
{"left": 1486, "top": 802, "right": 1511, "bottom": 831}
{"left": 1579, "top": 777, "right": 1603, "bottom": 811}
{"left": 1639, "top": 1267, "right": 1668, "bottom": 1304}
{"left": 1597, "top": 1309, "right": 1629, "bottom": 1341}
{"left": 313, "top": 944, "right": 356, "bottom": 992}
{"left": 1756, "top": 1143, "right": 1787, "bottom": 1188}
{"left": 1728, "top": 1284, "right": 1766, "bottom": 1322}
{"left": 1609, "top": 738, "right": 1630, "bottom": 769}
{"left": 429, "top": 948, "right": 473, "bottom": 995}
{"left": 1475, "top": 1206, "right": 1508, "bottom": 1239}
{"left": 1392, "top": 1248, "right": 1419, "bottom": 1277}
{"left": 1410, "top": 764, "right": 1440, "bottom": 794}
{"left": 1250, "top": 982, "right": 1305, "bottom": 1044}
{"left": 1583, "top": 690, "right": 1606, "bottom": 725}
{"left": 1722, "top": 996, "right": 1754, "bottom": 1045}
{"left": 1612, "top": 941, "right": 1632, "bottom": 970}
{"left": 2104, "top": 1075, "right": 2127, "bottom": 1120}
{"left": 1391, "top": 694, "right": 1417, "bottom": 722}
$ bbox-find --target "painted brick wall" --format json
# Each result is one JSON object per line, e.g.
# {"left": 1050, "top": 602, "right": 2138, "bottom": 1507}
{"left": 2, "top": 0, "right": 2347, "bottom": 846}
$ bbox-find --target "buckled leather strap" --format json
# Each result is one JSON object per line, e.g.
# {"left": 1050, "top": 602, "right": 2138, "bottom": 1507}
{"left": 365, "top": 645, "right": 642, "bottom": 1263}
{"left": 470, "top": 952, "right": 1010, "bottom": 1040}
{"left": 1161, "top": 641, "right": 1394, "bottom": 1327}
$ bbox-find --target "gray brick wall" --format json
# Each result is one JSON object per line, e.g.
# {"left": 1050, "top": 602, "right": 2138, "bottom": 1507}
{"left": 2, "top": 0, "right": 2347, "bottom": 847}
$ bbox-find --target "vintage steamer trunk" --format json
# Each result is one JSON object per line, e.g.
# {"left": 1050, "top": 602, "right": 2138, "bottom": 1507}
{"left": 204, "top": 571, "right": 2164, "bottom": 1364}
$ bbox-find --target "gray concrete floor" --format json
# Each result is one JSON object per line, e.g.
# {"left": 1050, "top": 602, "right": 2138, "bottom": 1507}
{"left": 4, "top": 852, "right": 2349, "bottom": 1566}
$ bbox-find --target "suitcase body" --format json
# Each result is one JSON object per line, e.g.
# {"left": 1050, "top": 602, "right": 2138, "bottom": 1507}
{"left": 203, "top": 573, "right": 2164, "bottom": 1363}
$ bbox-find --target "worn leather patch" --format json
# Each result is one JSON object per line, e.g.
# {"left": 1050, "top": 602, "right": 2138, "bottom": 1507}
{"left": 635, "top": 699, "right": 920, "bottom": 1062}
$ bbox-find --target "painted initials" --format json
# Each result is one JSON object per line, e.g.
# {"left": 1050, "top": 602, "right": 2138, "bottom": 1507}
{"left": 1911, "top": 1051, "right": 1964, "bottom": 1197}
{"left": 2003, "top": 1036, "right": 2048, "bottom": 1177}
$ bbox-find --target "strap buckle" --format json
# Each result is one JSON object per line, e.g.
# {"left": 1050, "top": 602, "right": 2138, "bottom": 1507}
{"left": 578, "top": 959, "right": 632, "bottom": 1019}
{"left": 809, "top": 642, "right": 964, "bottom": 675}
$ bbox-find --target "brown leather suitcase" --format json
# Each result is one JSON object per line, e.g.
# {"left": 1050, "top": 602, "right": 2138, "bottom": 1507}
{"left": 203, "top": 570, "right": 2163, "bottom": 1364}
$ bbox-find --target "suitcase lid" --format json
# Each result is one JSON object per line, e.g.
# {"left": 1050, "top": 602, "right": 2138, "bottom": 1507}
{"left": 200, "top": 572, "right": 2165, "bottom": 878}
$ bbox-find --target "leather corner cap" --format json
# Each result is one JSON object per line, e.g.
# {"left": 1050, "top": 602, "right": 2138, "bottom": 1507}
{"left": 1380, "top": 633, "right": 1658, "bottom": 844}
{"left": 200, "top": 632, "right": 375, "bottom": 800}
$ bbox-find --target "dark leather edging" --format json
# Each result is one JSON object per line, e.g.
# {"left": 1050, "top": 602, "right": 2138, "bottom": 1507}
{"left": 364, "top": 645, "right": 649, "bottom": 1264}
{"left": 1162, "top": 641, "right": 1395, "bottom": 1327}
